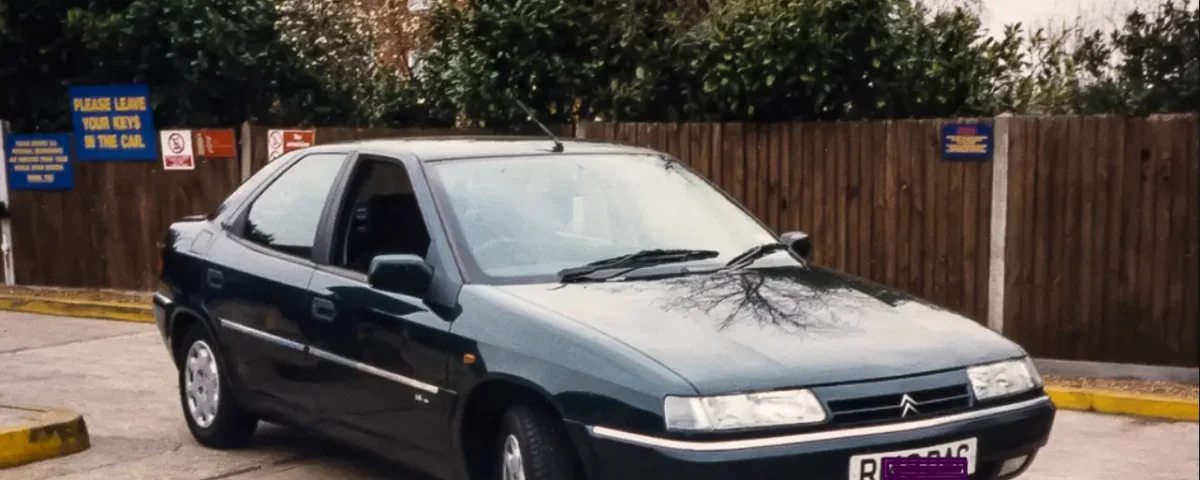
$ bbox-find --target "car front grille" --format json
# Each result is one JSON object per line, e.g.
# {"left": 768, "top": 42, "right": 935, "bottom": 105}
{"left": 825, "top": 384, "right": 973, "bottom": 425}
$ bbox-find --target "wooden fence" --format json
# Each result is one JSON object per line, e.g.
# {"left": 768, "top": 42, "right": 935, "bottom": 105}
{"left": 4, "top": 115, "right": 1197, "bottom": 366}
{"left": 1002, "top": 115, "right": 1199, "bottom": 366}
{"left": 576, "top": 121, "right": 995, "bottom": 323}
{"left": 7, "top": 150, "right": 241, "bottom": 290}
{"left": 6, "top": 125, "right": 476, "bottom": 290}
{"left": 576, "top": 116, "right": 1199, "bottom": 367}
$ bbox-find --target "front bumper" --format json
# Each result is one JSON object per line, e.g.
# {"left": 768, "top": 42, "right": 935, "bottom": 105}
{"left": 572, "top": 395, "right": 1055, "bottom": 480}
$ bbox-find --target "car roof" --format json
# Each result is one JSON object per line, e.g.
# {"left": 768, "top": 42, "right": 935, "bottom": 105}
{"left": 314, "top": 136, "right": 662, "bottom": 162}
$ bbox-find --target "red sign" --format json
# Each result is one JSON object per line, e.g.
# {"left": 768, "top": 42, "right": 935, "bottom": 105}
{"left": 267, "top": 129, "right": 315, "bottom": 161}
{"left": 193, "top": 129, "right": 237, "bottom": 158}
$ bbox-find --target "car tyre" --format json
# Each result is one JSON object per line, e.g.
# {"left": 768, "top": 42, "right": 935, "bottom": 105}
{"left": 178, "top": 325, "right": 258, "bottom": 449}
{"left": 496, "top": 404, "right": 583, "bottom": 480}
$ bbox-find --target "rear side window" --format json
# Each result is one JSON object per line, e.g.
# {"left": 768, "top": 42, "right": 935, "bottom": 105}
{"left": 242, "top": 153, "right": 346, "bottom": 259}
{"left": 211, "top": 152, "right": 293, "bottom": 221}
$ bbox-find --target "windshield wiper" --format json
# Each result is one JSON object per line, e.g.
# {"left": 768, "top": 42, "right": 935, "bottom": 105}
{"left": 557, "top": 249, "right": 719, "bottom": 283}
{"left": 723, "top": 242, "right": 790, "bottom": 269}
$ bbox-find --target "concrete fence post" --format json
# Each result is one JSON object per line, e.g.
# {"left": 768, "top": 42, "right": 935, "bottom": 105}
{"left": 987, "top": 113, "right": 1013, "bottom": 334}
{"left": 0, "top": 119, "right": 13, "bottom": 286}
{"left": 239, "top": 121, "right": 253, "bottom": 182}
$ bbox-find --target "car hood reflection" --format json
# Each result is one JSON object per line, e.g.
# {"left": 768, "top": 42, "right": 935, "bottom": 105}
{"left": 492, "top": 265, "right": 1025, "bottom": 395}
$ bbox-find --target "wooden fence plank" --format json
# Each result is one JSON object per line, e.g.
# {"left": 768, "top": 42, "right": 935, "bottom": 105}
{"left": 907, "top": 121, "right": 927, "bottom": 299}
{"left": 1164, "top": 116, "right": 1189, "bottom": 363}
{"left": 812, "top": 123, "right": 830, "bottom": 263}
{"left": 974, "top": 122, "right": 993, "bottom": 322}
{"left": 778, "top": 123, "right": 792, "bottom": 232}
{"left": 844, "top": 122, "right": 861, "bottom": 276}
{"left": 1098, "top": 117, "right": 1125, "bottom": 363}
{"left": 1059, "top": 116, "right": 1083, "bottom": 355}
{"left": 1149, "top": 116, "right": 1177, "bottom": 363}
{"left": 1077, "top": 116, "right": 1100, "bottom": 359}
{"left": 960, "top": 125, "right": 979, "bottom": 321}
{"left": 1183, "top": 116, "right": 1200, "bottom": 363}
{"left": 893, "top": 121, "right": 912, "bottom": 293}
{"left": 746, "top": 125, "right": 761, "bottom": 219}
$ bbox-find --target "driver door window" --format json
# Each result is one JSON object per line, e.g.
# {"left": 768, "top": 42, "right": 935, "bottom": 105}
{"left": 332, "top": 158, "right": 431, "bottom": 274}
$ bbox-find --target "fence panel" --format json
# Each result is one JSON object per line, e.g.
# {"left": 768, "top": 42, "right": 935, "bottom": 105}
{"left": 1002, "top": 115, "right": 1199, "bottom": 366}
{"left": 577, "top": 120, "right": 994, "bottom": 322}
{"left": 9, "top": 152, "right": 240, "bottom": 290}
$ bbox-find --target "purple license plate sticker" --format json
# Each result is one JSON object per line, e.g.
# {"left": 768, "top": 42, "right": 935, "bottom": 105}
{"left": 880, "top": 457, "right": 969, "bottom": 479}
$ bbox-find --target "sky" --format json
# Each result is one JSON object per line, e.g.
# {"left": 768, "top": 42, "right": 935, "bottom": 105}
{"left": 979, "top": 0, "right": 1154, "bottom": 36}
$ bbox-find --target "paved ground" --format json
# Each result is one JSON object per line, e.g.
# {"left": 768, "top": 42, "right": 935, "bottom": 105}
{"left": 1, "top": 311, "right": 1197, "bottom": 480}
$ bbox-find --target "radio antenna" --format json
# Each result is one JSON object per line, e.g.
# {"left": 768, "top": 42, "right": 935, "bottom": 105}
{"left": 512, "top": 98, "right": 564, "bottom": 153}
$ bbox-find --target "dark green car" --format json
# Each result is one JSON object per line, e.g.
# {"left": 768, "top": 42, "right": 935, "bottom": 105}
{"left": 154, "top": 137, "right": 1054, "bottom": 480}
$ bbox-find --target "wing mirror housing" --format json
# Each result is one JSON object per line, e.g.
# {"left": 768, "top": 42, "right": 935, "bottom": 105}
{"left": 368, "top": 254, "right": 433, "bottom": 296}
{"left": 780, "top": 231, "right": 812, "bottom": 261}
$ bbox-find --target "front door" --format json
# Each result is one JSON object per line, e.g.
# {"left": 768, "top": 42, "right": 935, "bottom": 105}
{"left": 206, "top": 151, "right": 351, "bottom": 419}
{"left": 302, "top": 156, "right": 456, "bottom": 477}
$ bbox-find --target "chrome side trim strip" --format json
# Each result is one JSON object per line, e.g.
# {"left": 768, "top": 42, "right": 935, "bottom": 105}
{"left": 153, "top": 292, "right": 173, "bottom": 306}
{"left": 218, "top": 318, "right": 448, "bottom": 396}
{"left": 219, "top": 319, "right": 306, "bottom": 352}
{"left": 590, "top": 396, "right": 1052, "bottom": 452}
{"left": 307, "top": 346, "right": 443, "bottom": 395}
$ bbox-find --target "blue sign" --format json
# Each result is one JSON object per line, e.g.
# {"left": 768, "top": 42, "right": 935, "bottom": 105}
{"left": 69, "top": 84, "right": 157, "bottom": 161}
{"left": 4, "top": 133, "right": 75, "bottom": 190}
{"left": 941, "top": 123, "right": 993, "bottom": 161}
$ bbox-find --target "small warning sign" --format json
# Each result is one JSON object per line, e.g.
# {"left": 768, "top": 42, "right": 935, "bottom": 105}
{"left": 160, "top": 129, "right": 195, "bottom": 170}
{"left": 941, "top": 123, "right": 993, "bottom": 161}
{"left": 193, "top": 129, "right": 237, "bottom": 158}
{"left": 267, "top": 129, "right": 314, "bottom": 162}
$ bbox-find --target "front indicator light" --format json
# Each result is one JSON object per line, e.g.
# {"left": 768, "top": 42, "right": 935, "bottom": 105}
{"left": 664, "top": 389, "right": 827, "bottom": 432}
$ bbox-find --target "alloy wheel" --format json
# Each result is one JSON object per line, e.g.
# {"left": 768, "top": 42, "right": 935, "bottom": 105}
{"left": 184, "top": 340, "right": 221, "bottom": 428}
{"left": 502, "top": 434, "right": 526, "bottom": 480}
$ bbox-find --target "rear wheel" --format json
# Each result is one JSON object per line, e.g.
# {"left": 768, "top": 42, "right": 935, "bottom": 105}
{"left": 178, "top": 326, "right": 258, "bottom": 448}
{"left": 496, "top": 404, "right": 583, "bottom": 480}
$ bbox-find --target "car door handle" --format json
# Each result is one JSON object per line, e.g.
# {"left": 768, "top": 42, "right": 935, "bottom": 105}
{"left": 312, "top": 298, "right": 336, "bottom": 322}
{"left": 206, "top": 269, "right": 223, "bottom": 289}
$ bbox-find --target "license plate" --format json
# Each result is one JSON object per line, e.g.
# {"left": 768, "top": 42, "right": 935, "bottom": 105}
{"left": 848, "top": 438, "right": 977, "bottom": 480}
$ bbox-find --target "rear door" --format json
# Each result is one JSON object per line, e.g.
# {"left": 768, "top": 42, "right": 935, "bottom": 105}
{"left": 204, "top": 151, "right": 353, "bottom": 419}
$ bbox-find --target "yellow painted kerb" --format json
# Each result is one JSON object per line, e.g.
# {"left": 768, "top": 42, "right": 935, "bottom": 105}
{"left": 0, "top": 404, "right": 90, "bottom": 469}
{"left": 0, "top": 294, "right": 152, "bottom": 323}
{"left": 1046, "top": 386, "right": 1200, "bottom": 422}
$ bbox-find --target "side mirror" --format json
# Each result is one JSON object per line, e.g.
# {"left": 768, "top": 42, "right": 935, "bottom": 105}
{"left": 368, "top": 254, "right": 433, "bottom": 296}
{"left": 780, "top": 231, "right": 812, "bottom": 261}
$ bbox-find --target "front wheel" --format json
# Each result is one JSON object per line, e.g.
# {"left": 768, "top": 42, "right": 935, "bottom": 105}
{"left": 178, "top": 326, "right": 258, "bottom": 449}
{"left": 496, "top": 404, "right": 584, "bottom": 480}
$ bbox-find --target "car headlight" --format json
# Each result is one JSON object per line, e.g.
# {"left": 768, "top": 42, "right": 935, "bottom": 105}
{"left": 968, "top": 357, "right": 1042, "bottom": 401}
{"left": 663, "top": 389, "right": 827, "bottom": 432}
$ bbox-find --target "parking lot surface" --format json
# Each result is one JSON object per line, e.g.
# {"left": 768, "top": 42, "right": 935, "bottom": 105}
{"left": 0, "top": 311, "right": 1196, "bottom": 480}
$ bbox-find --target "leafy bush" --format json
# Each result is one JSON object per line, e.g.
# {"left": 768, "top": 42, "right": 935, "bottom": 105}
{"left": 1073, "top": 0, "right": 1199, "bottom": 114}
{"left": 0, "top": 0, "right": 340, "bottom": 130}
{"left": 418, "top": 0, "right": 1035, "bottom": 126}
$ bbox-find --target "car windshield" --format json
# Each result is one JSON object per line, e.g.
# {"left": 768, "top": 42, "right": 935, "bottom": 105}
{"left": 427, "top": 154, "right": 787, "bottom": 282}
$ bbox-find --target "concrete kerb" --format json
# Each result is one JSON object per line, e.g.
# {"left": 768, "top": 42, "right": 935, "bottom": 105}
{"left": 0, "top": 294, "right": 152, "bottom": 323}
{"left": 1045, "top": 386, "right": 1200, "bottom": 422}
{"left": 0, "top": 404, "right": 91, "bottom": 469}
